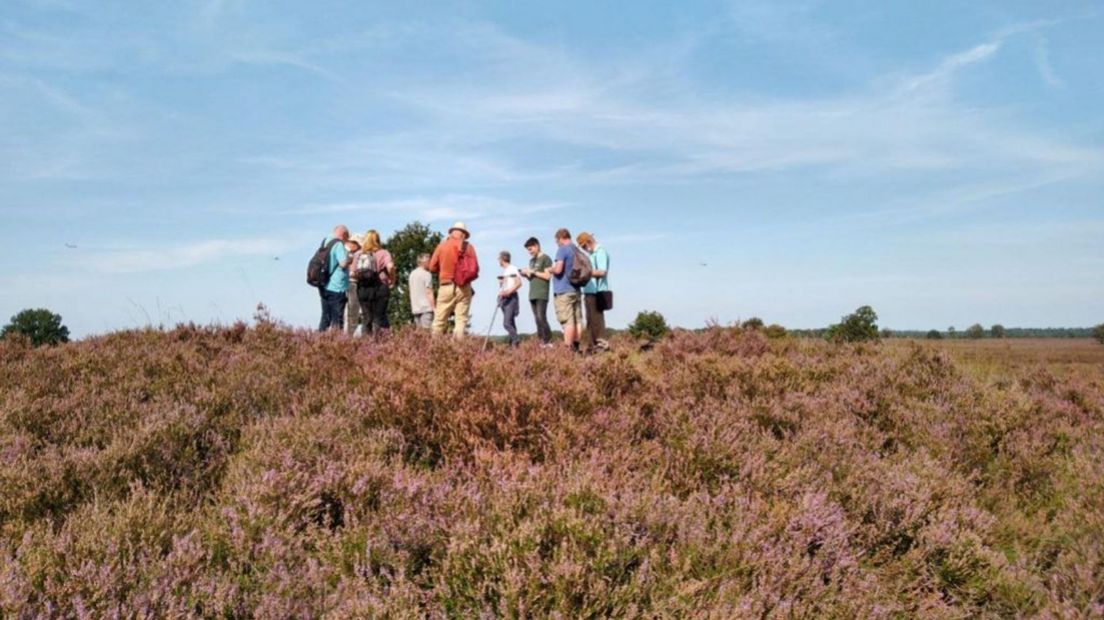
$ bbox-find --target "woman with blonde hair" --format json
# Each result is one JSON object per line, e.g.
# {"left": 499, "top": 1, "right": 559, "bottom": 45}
{"left": 351, "top": 229, "right": 396, "bottom": 335}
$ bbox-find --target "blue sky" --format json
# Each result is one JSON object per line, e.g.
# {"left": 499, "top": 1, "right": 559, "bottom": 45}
{"left": 2, "top": 0, "right": 1102, "bottom": 337}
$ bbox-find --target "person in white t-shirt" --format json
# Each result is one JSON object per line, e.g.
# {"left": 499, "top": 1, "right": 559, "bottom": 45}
{"left": 497, "top": 251, "right": 522, "bottom": 347}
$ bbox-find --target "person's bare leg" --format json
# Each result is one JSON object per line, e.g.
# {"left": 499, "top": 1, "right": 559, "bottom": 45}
{"left": 564, "top": 324, "right": 582, "bottom": 349}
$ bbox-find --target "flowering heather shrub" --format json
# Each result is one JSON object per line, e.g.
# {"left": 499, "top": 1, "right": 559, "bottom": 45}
{"left": 1, "top": 324, "right": 1102, "bottom": 617}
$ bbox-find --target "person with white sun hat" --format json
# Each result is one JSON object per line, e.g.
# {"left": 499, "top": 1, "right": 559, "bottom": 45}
{"left": 428, "top": 221, "right": 480, "bottom": 337}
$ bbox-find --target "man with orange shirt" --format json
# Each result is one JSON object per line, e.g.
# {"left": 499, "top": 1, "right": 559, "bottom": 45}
{"left": 428, "top": 221, "right": 479, "bottom": 337}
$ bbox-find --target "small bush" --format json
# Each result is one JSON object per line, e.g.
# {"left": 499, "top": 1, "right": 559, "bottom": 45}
{"left": 762, "top": 324, "right": 788, "bottom": 339}
{"left": 628, "top": 310, "right": 670, "bottom": 340}
{"left": 966, "top": 324, "right": 985, "bottom": 339}
{"left": 926, "top": 329, "right": 943, "bottom": 340}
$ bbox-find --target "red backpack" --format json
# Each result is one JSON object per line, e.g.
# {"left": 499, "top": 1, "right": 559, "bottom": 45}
{"left": 454, "top": 241, "right": 479, "bottom": 287}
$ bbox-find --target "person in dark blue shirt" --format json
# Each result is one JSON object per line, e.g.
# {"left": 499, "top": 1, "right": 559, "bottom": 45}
{"left": 548, "top": 228, "right": 583, "bottom": 351}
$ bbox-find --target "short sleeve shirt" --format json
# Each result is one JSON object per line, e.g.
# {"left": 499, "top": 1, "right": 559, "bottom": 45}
{"left": 408, "top": 267, "right": 433, "bottom": 314}
{"left": 373, "top": 249, "right": 394, "bottom": 287}
{"left": 552, "top": 244, "right": 578, "bottom": 296}
{"left": 325, "top": 237, "right": 349, "bottom": 293}
{"left": 352, "top": 249, "right": 394, "bottom": 285}
{"left": 499, "top": 264, "right": 521, "bottom": 295}
{"left": 582, "top": 245, "right": 610, "bottom": 294}
{"left": 528, "top": 253, "right": 553, "bottom": 301}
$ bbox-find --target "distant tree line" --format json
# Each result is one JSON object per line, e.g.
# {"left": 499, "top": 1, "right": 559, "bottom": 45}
{"left": 890, "top": 326, "right": 1096, "bottom": 339}
{"left": 788, "top": 313, "right": 1098, "bottom": 341}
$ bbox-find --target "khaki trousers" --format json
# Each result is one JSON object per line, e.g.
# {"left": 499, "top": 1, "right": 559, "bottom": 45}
{"left": 345, "top": 280, "right": 362, "bottom": 335}
{"left": 431, "top": 283, "right": 473, "bottom": 337}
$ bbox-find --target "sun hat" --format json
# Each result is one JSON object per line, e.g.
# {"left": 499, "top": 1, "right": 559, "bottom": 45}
{"left": 449, "top": 221, "right": 470, "bottom": 238}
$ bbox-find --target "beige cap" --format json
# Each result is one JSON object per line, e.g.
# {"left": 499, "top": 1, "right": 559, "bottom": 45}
{"left": 449, "top": 221, "right": 470, "bottom": 238}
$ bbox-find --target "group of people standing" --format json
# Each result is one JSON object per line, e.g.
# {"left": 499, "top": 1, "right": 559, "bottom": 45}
{"left": 313, "top": 221, "right": 610, "bottom": 352}
{"left": 314, "top": 227, "right": 398, "bottom": 337}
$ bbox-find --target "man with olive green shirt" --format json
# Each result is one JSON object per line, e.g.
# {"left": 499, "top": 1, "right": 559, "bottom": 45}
{"left": 520, "top": 237, "right": 553, "bottom": 346}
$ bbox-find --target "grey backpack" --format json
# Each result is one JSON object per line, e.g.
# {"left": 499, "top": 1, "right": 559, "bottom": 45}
{"left": 568, "top": 245, "right": 593, "bottom": 287}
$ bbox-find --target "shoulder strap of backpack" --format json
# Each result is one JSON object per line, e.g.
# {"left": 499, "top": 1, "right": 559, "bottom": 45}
{"left": 322, "top": 239, "right": 343, "bottom": 273}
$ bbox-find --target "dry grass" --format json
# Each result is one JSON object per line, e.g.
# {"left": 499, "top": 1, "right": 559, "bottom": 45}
{"left": 894, "top": 338, "right": 1104, "bottom": 383}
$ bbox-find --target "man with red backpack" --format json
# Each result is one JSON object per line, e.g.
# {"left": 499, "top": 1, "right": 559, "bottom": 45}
{"left": 428, "top": 221, "right": 479, "bottom": 337}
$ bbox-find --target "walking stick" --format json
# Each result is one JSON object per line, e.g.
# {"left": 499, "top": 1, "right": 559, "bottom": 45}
{"left": 482, "top": 300, "right": 501, "bottom": 352}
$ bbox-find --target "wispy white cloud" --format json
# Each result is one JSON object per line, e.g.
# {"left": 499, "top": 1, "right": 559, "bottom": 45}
{"left": 1032, "top": 38, "right": 1064, "bottom": 88}
{"left": 294, "top": 194, "right": 564, "bottom": 222}
{"left": 934, "top": 218, "right": 1104, "bottom": 247}
{"left": 227, "top": 49, "right": 346, "bottom": 83}
{"left": 898, "top": 42, "right": 1001, "bottom": 93}
{"left": 236, "top": 19, "right": 1101, "bottom": 202}
{"left": 88, "top": 238, "right": 286, "bottom": 274}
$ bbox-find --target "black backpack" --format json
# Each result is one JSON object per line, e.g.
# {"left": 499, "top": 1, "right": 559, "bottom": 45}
{"left": 307, "top": 238, "right": 341, "bottom": 289}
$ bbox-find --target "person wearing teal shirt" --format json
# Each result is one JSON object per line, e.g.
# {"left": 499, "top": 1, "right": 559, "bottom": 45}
{"left": 577, "top": 232, "right": 610, "bottom": 352}
{"left": 318, "top": 225, "right": 354, "bottom": 331}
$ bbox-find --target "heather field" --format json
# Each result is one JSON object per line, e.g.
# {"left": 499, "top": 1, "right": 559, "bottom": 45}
{"left": 1, "top": 325, "right": 1102, "bottom": 618}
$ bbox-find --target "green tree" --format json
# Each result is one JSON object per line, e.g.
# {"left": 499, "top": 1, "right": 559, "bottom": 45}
{"left": 947, "top": 326, "right": 957, "bottom": 339}
{"left": 966, "top": 323, "right": 985, "bottom": 339}
{"left": 1093, "top": 323, "right": 1104, "bottom": 345}
{"left": 825, "top": 305, "right": 879, "bottom": 343}
{"left": 741, "top": 317, "right": 764, "bottom": 330}
{"left": 2, "top": 308, "right": 70, "bottom": 346}
{"left": 990, "top": 324, "right": 1006, "bottom": 339}
{"left": 628, "top": 310, "right": 670, "bottom": 340}
{"left": 926, "top": 329, "right": 943, "bottom": 340}
{"left": 384, "top": 221, "right": 443, "bottom": 328}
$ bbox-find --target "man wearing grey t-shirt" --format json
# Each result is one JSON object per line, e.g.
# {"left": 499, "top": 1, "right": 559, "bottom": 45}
{"left": 408, "top": 253, "right": 435, "bottom": 329}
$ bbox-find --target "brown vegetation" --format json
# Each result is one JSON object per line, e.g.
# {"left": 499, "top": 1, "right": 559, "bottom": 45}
{"left": 1, "top": 325, "right": 1102, "bottom": 617}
